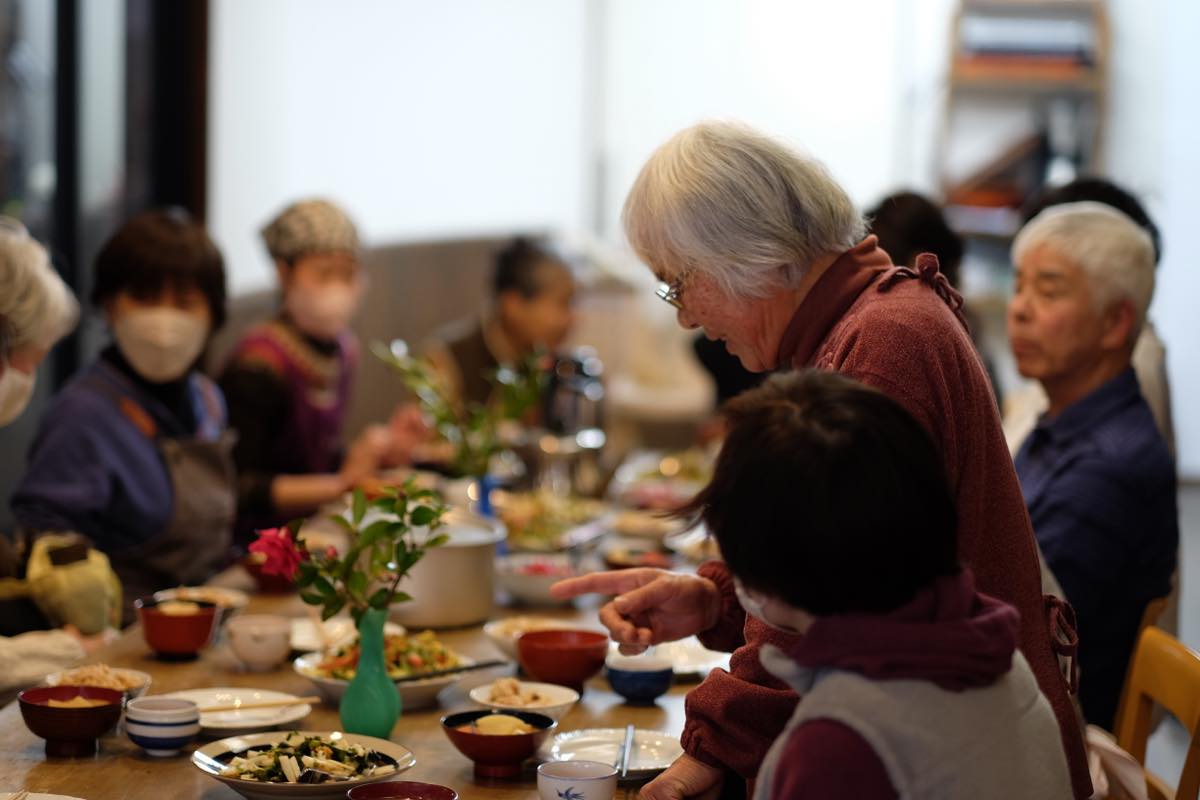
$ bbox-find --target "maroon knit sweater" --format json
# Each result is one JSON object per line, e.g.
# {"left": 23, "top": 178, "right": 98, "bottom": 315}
{"left": 682, "top": 236, "right": 1091, "bottom": 798}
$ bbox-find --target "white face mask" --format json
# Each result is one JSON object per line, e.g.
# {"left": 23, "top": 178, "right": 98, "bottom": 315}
{"left": 734, "top": 577, "right": 791, "bottom": 632}
{"left": 0, "top": 362, "right": 36, "bottom": 426}
{"left": 112, "top": 308, "right": 209, "bottom": 383}
{"left": 285, "top": 283, "right": 361, "bottom": 340}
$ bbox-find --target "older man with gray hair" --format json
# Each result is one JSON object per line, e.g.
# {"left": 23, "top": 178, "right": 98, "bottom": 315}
{"left": 554, "top": 121, "right": 1091, "bottom": 799}
{"left": 1009, "top": 201, "right": 1177, "bottom": 732}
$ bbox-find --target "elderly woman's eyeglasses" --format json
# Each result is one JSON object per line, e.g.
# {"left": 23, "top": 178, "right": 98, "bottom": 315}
{"left": 656, "top": 276, "right": 686, "bottom": 309}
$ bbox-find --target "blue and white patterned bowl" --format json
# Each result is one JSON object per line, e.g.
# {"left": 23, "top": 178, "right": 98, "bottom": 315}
{"left": 126, "top": 696, "right": 201, "bottom": 757}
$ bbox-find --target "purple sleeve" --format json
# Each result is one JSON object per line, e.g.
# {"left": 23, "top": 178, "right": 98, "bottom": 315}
{"left": 769, "top": 719, "right": 898, "bottom": 800}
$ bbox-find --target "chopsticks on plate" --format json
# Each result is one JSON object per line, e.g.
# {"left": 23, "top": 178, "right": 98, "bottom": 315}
{"left": 7, "top": 791, "right": 30, "bottom": 800}
{"left": 200, "top": 695, "right": 320, "bottom": 713}
{"left": 617, "top": 723, "right": 636, "bottom": 778}
{"left": 392, "top": 659, "right": 511, "bottom": 683}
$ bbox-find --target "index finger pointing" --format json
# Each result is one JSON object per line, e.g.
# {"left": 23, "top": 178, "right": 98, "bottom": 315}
{"left": 549, "top": 568, "right": 664, "bottom": 600}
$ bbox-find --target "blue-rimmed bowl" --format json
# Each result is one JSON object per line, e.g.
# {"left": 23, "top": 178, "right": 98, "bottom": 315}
{"left": 126, "top": 696, "right": 201, "bottom": 757}
{"left": 605, "top": 654, "right": 673, "bottom": 704}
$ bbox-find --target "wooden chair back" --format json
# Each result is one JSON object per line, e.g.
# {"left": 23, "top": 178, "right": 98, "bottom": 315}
{"left": 1115, "top": 626, "right": 1200, "bottom": 800}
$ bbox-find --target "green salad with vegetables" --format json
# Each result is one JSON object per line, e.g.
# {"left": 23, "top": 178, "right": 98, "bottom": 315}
{"left": 220, "top": 731, "right": 397, "bottom": 783}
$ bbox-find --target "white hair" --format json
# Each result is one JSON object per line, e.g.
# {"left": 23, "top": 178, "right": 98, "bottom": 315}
{"left": 622, "top": 121, "right": 866, "bottom": 300}
{"left": 1012, "top": 201, "right": 1156, "bottom": 342}
{"left": 0, "top": 220, "right": 79, "bottom": 360}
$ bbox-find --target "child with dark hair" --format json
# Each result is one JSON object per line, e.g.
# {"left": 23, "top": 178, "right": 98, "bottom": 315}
{"left": 686, "top": 369, "right": 1071, "bottom": 800}
{"left": 425, "top": 237, "right": 575, "bottom": 409}
{"left": 866, "top": 191, "right": 965, "bottom": 288}
{"left": 13, "top": 210, "right": 234, "bottom": 623}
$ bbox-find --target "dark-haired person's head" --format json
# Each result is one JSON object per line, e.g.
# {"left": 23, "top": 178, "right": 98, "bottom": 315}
{"left": 1022, "top": 177, "right": 1161, "bottom": 265}
{"left": 685, "top": 369, "right": 959, "bottom": 622}
{"left": 92, "top": 209, "right": 226, "bottom": 383}
{"left": 867, "top": 191, "right": 965, "bottom": 288}
{"left": 493, "top": 237, "right": 575, "bottom": 352}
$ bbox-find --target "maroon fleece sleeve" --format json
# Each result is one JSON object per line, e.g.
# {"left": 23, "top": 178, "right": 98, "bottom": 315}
{"left": 770, "top": 720, "right": 898, "bottom": 800}
{"left": 695, "top": 560, "right": 748, "bottom": 653}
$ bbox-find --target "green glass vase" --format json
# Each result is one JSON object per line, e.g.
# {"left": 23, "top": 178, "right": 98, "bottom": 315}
{"left": 339, "top": 606, "right": 400, "bottom": 737}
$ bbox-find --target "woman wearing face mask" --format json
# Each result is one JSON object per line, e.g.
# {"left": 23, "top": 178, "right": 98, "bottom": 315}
{"left": 219, "top": 199, "right": 420, "bottom": 548}
{"left": 12, "top": 210, "right": 234, "bottom": 624}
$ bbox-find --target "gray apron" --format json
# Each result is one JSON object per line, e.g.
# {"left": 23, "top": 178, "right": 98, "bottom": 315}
{"left": 110, "top": 432, "right": 237, "bottom": 625}
{"left": 89, "top": 367, "right": 237, "bottom": 626}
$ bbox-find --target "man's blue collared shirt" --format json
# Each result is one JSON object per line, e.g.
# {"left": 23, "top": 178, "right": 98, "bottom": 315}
{"left": 1015, "top": 367, "right": 1177, "bottom": 730}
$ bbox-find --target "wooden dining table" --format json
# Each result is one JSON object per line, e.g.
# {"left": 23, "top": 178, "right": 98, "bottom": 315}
{"left": 0, "top": 568, "right": 695, "bottom": 799}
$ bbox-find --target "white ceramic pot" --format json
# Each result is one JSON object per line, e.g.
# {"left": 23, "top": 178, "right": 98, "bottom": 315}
{"left": 388, "top": 508, "right": 506, "bottom": 629}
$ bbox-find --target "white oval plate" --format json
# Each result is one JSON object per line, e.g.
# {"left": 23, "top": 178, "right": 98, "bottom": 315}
{"left": 0, "top": 795, "right": 87, "bottom": 800}
{"left": 161, "top": 687, "right": 311, "bottom": 735}
{"left": 293, "top": 651, "right": 474, "bottom": 710}
{"left": 539, "top": 728, "right": 683, "bottom": 780}
{"left": 289, "top": 618, "right": 405, "bottom": 653}
{"left": 608, "top": 637, "right": 730, "bottom": 679}
{"left": 192, "top": 730, "right": 415, "bottom": 800}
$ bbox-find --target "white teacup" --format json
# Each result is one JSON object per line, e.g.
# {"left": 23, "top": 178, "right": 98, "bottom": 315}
{"left": 226, "top": 614, "right": 292, "bottom": 671}
{"left": 537, "top": 760, "right": 618, "bottom": 800}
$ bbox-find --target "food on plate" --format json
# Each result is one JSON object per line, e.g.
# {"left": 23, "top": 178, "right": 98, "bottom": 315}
{"left": 634, "top": 450, "right": 712, "bottom": 484}
{"left": 663, "top": 528, "right": 721, "bottom": 563}
{"left": 603, "top": 545, "right": 673, "bottom": 570}
{"left": 455, "top": 713, "right": 536, "bottom": 736}
{"left": 220, "top": 731, "right": 397, "bottom": 783}
{"left": 494, "top": 490, "right": 606, "bottom": 549}
{"left": 486, "top": 677, "right": 557, "bottom": 708}
{"left": 508, "top": 557, "right": 574, "bottom": 578}
{"left": 46, "top": 696, "right": 113, "bottom": 708}
{"left": 157, "top": 586, "right": 245, "bottom": 608}
{"left": 156, "top": 600, "right": 202, "bottom": 616}
{"left": 51, "top": 663, "right": 146, "bottom": 691}
{"left": 610, "top": 510, "right": 683, "bottom": 539}
{"left": 313, "top": 630, "right": 460, "bottom": 681}
{"left": 616, "top": 449, "right": 715, "bottom": 510}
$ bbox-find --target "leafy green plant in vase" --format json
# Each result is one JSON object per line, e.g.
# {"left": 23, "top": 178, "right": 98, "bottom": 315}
{"left": 249, "top": 480, "right": 448, "bottom": 737}
{"left": 372, "top": 340, "right": 548, "bottom": 510}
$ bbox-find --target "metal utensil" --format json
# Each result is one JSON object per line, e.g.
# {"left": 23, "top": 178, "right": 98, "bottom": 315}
{"left": 193, "top": 750, "right": 229, "bottom": 774}
{"left": 618, "top": 723, "right": 636, "bottom": 778}
{"left": 391, "top": 659, "right": 510, "bottom": 683}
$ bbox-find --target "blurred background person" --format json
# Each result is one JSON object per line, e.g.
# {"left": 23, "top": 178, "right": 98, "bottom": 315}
{"left": 424, "top": 237, "right": 576, "bottom": 411}
{"left": 1008, "top": 202, "right": 1176, "bottom": 731}
{"left": 12, "top": 210, "right": 233, "bottom": 624}
{"left": 1005, "top": 177, "right": 1172, "bottom": 458}
{"left": 219, "top": 199, "right": 425, "bottom": 548}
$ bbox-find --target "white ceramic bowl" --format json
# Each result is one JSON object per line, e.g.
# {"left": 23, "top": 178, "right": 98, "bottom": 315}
{"left": 495, "top": 553, "right": 577, "bottom": 606}
{"left": 293, "top": 651, "right": 475, "bottom": 711}
{"left": 227, "top": 614, "right": 293, "bottom": 671}
{"left": 125, "top": 697, "right": 201, "bottom": 757}
{"left": 468, "top": 679, "right": 580, "bottom": 720}
{"left": 537, "top": 760, "right": 617, "bottom": 800}
{"left": 482, "top": 616, "right": 570, "bottom": 660}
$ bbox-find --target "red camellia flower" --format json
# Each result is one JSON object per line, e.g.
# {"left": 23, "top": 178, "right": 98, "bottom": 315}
{"left": 249, "top": 527, "right": 305, "bottom": 581}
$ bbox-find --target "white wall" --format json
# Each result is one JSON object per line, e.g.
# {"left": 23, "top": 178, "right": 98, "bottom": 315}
{"left": 1154, "top": 0, "right": 1200, "bottom": 478}
{"left": 208, "top": 0, "right": 591, "bottom": 294}
{"left": 600, "top": 0, "right": 907, "bottom": 245}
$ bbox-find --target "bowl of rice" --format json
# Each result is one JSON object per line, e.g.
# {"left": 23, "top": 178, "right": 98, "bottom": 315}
{"left": 45, "top": 663, "right": 152, "bottom": 702}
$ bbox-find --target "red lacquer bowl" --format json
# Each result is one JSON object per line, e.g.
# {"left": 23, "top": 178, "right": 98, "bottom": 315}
{"left": 135, "top": 596, "right": 221, "bottom": 660}
{"left": 19, "top": 685, "right": 124, "bottom": 757}
{"left": 517, "top": 629, "right": 609, "bottom": 692}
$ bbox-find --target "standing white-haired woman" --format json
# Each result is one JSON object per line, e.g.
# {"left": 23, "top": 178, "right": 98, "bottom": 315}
{"left": 0, "top": 219, "right": 78, "bottom": 425}
{"left": 553, "top": 121, "right": 1092, "bottom": 799}
{"left": 0, "top": 219, "right": 114, "bottom": 697}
